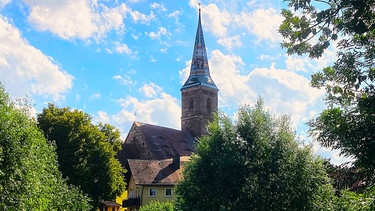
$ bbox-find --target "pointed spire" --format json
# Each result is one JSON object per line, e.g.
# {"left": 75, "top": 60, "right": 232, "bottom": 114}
{"left": 181, "top": 5, "right": 218, "bottom": 91}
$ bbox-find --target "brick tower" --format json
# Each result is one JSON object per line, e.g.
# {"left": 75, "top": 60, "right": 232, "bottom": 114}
{"left": 181, "top": 7, "right": 218, "bottom": 138}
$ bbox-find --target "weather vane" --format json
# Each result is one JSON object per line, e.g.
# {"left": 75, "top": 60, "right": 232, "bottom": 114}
{"left": 198, "top": 2, "right": 201, "bottom": 12}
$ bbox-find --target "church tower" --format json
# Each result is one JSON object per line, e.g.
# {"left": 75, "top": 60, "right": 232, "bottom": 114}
{"left": 181, "top": 7, "right": 218, "bottom": 138}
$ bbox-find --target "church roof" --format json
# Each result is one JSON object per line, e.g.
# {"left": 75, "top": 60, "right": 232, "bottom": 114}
{"left": 181, "top": 8, "right": 218, "bottom": 91}
{"left": 117, "top": 122, "right": 195, "bottom": 161}
{"left": 116, "top": 122, "right": 195, "bottom": 185}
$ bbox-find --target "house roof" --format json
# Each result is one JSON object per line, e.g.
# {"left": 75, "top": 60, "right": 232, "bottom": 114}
{"left": 128, "top": 158, "right": 188, "bottom": 185}
{"left": 99, "top": 201, "right": 122, "bottom": 207}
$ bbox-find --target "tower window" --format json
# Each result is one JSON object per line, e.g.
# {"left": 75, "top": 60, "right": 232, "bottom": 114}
{"left": 207, "top": 98, "right": 211, "bottom": 113}
{"left": 189, "top": 98, "right": 194, "bottom": 110}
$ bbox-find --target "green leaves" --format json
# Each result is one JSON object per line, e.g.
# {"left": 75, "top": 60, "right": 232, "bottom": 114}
{"left": 176, "top": 98, "right": 334, "bottom": 210}
{"left": 0, "top": 84, "right": 92, "bottom": 210}
{"left": 37, "top": 104, "right": 126, "bottom": 208}
{"left": 281, "top": 0, "right": 375, "bottom": 182}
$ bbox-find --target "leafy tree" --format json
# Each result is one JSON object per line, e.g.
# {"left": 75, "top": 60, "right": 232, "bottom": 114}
{"left": 139, "top": 201, "right": 174, "bottom": 211}
{"left": 0, "top": 84, "right": 92, "bottom": 210}
{"left": 37, "top": 104, "right": 126, "bottom": 208}
{"left": 279, "top": 0, "right": 375, "bottom": 181}
{"left": 176, "top": 98, "right": 335, "bottom": 211}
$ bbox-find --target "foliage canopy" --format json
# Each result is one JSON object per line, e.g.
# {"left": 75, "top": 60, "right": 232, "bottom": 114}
{"left": 176, "top": 99, "right": 335, "bottom": 211}
{"left": 0, "top": 84, "right": 92, "bottom": 210}
{"left": 279, "top": 0, "right": 375, "bottom": 180}
{"left": 37, "top": 104, "right": 126, "bottom": 208}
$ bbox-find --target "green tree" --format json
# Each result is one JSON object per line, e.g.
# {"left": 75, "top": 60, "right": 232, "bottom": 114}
{"left": 139, "top": 201, "right": 174, "bottom": 211}
{"left": 0, "top": 84, "right": 92, "bottom": 210}
{"left": 37, "top": 104, "right": 126, "bottom": 208}
{"left": 279, "top": 0, "right": 375, "bottom": 180}
{"left": 176, "top": 99, "right": 335, "bottom": 211}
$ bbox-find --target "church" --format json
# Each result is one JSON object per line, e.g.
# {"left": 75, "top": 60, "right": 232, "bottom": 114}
{"left": 115, "top": 7, "right": 218, "bottom": 210}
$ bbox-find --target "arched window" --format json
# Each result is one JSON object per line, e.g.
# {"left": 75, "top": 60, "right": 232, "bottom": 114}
{"left": 207, "top": 98, "right": 211, "bottom": 113}
{"left": 189, "top": 98, "right": 194, "bottom": 110}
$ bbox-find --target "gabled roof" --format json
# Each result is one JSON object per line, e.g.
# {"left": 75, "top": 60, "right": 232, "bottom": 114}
{"left": 116, "top": 122, "right": 195, "bottom": 183}
{"left": 181, "top": 8, "right": 218, "bottom": 91}
{"left": 122, "top": 122, "right": 195, "bottom": 160}
{"left": 128, "top": 158, "right": 188, "bottom": 185}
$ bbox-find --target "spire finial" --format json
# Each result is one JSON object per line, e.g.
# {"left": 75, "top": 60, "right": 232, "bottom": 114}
{"left": 198, "top": 2, "right": 201, "bottom": 13}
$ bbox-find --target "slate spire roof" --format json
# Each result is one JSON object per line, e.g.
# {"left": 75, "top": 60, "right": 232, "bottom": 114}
{"left": 181, "top": 7, "right": 218, "bottom": 91}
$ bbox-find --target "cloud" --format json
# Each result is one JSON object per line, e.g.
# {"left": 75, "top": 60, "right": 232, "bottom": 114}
{"left": 0, "top": 16, "right": 73, "bottom": 101}
{"left": 113, "top": 74, "right": 135, "bottom": 86}
{"left": 24, "top": 0, "right": 154, "bottom": 41}
{"left": 235, "top": 8, "right": 284, "bottom": 43}
{"left": 217, "top": 35, "right": 242, "bottom": 49}
{"left": 114, "top": 42, "right": 137, "bottom": 58}
{"left": 95, "top": 83, "right": 181, "bottom": 138}
{"left": 0, "top": 0, "right": 11, "bottom": 7}
{"left": 148, "top": 27, "right": 168, "bottom": 40}
{"left": 26, "top": 0, "right": 97, "bottom": 40}
{"left": 150, "top": 2, "right": 166, "bottom": 12}
{"left": 180, "top": 49, "right": 325, "bottom": 128}
{"left": 202, "top": 4, "right": 231, "bottom": 37}
{"left": 89, "top": 92, "right": 101, "bottom": 100}
{"left": 138, "top": 82, "right": 162, "bottom": 98}
{"left": 191, "top": 3, "right": 283, "bottom": 51}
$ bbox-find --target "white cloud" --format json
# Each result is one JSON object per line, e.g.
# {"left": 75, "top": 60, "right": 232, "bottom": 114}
{"left": 0, "top": 16, "right": 73, "bottom": 100}
{"left": 113, "top": 74, "right": 135, "bottom": 86}
{"left": 203, "top": 4, "right": 231, "bottom": 37}
{"left": 138, "top": 83, "right": 162, "bottom": 98}
{"left": 129, "top": 10, "right": 155, "bottom": 23}
{"left": 0, "top": 0, "right": 11, "bottom": 7}
{"left": 235, "top": 8, "right": 283, "bottom": 43}
{"left": 148, "top": 27, "right": 167, "bottom": 40}
{"left": 97, "top": 83, "right": 181, "bottom": 138}
{"left": 180, "top": 49, "right": 325, "bottom": 128}
{"left": 26, "top": 0, "right": 97, "bottom": 40}
{"left": 150, "top": 2, "right": 166, "bottom": 12}
{"left": 217, "top": 35, "right": 242, "bottom": 49}
{"left": 24, "top": 0, "right": 154, "bottom": 41}
{"left": 114, "top": 42, "right": 137, "bottom": 58}
{"left": 89, "top": 92, "right": 101, "bottom": 100}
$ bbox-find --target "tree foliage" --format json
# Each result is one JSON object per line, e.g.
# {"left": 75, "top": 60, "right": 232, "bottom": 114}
{"left": 176, "top": 99, "right": 335, "bottom": 211}
{"left": 37, "top": 104, "right": 126, "bottom": 208}
{"left": 0, "top": 84, "right": 92, "bottom": 210}
{"left": 139, "top": 201, "right": 174, "bottom": 211}
{"left": 279, "top": 0, "right": 375, "bottom": 180}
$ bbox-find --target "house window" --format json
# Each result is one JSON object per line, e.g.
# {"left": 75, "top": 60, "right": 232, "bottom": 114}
{"left": 149, "top": 188, "right": 157, "bottom": 197}
{"left": 165, "top": 188, "right": 172, "bottom": 198}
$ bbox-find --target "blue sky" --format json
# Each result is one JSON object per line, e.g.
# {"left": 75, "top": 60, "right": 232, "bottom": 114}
{"left": 0, "top": 0, "right": 351, "bottom": 165}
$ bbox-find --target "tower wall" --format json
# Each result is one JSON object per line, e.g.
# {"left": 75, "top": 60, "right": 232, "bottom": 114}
{"left": 181, "top": 86, "right": 218, "bottom": 137}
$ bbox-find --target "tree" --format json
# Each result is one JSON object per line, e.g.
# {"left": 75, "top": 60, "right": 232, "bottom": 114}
{"left": 37, "top": 104, "right": 126, "bottom": 208}
{"left": 139, "top": 201, "right": 174, "bottom": 211}
{"left": 0, "top": 84, "right": 92, "bottom": 210}
{"left": 279, "top": 0, "right": 375, "bottom": 181}
{"left": 176, "top": 98, "right": 335, "bottom": 211}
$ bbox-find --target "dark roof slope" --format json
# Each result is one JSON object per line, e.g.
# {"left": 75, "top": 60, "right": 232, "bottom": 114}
{"left": 135, "top": 122, "right": 195, "bottom": 159}
{"left": 128, "top": 158, "right": 187, "bottom": 185}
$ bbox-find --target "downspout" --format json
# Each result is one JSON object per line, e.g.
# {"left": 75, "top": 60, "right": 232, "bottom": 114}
{"left": 141, "top": 185, "right": 144, "bottom": 207}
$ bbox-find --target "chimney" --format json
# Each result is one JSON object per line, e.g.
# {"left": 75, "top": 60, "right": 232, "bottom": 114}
{"left": 173, "top": 154, "right": 180, "bottom": 169}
